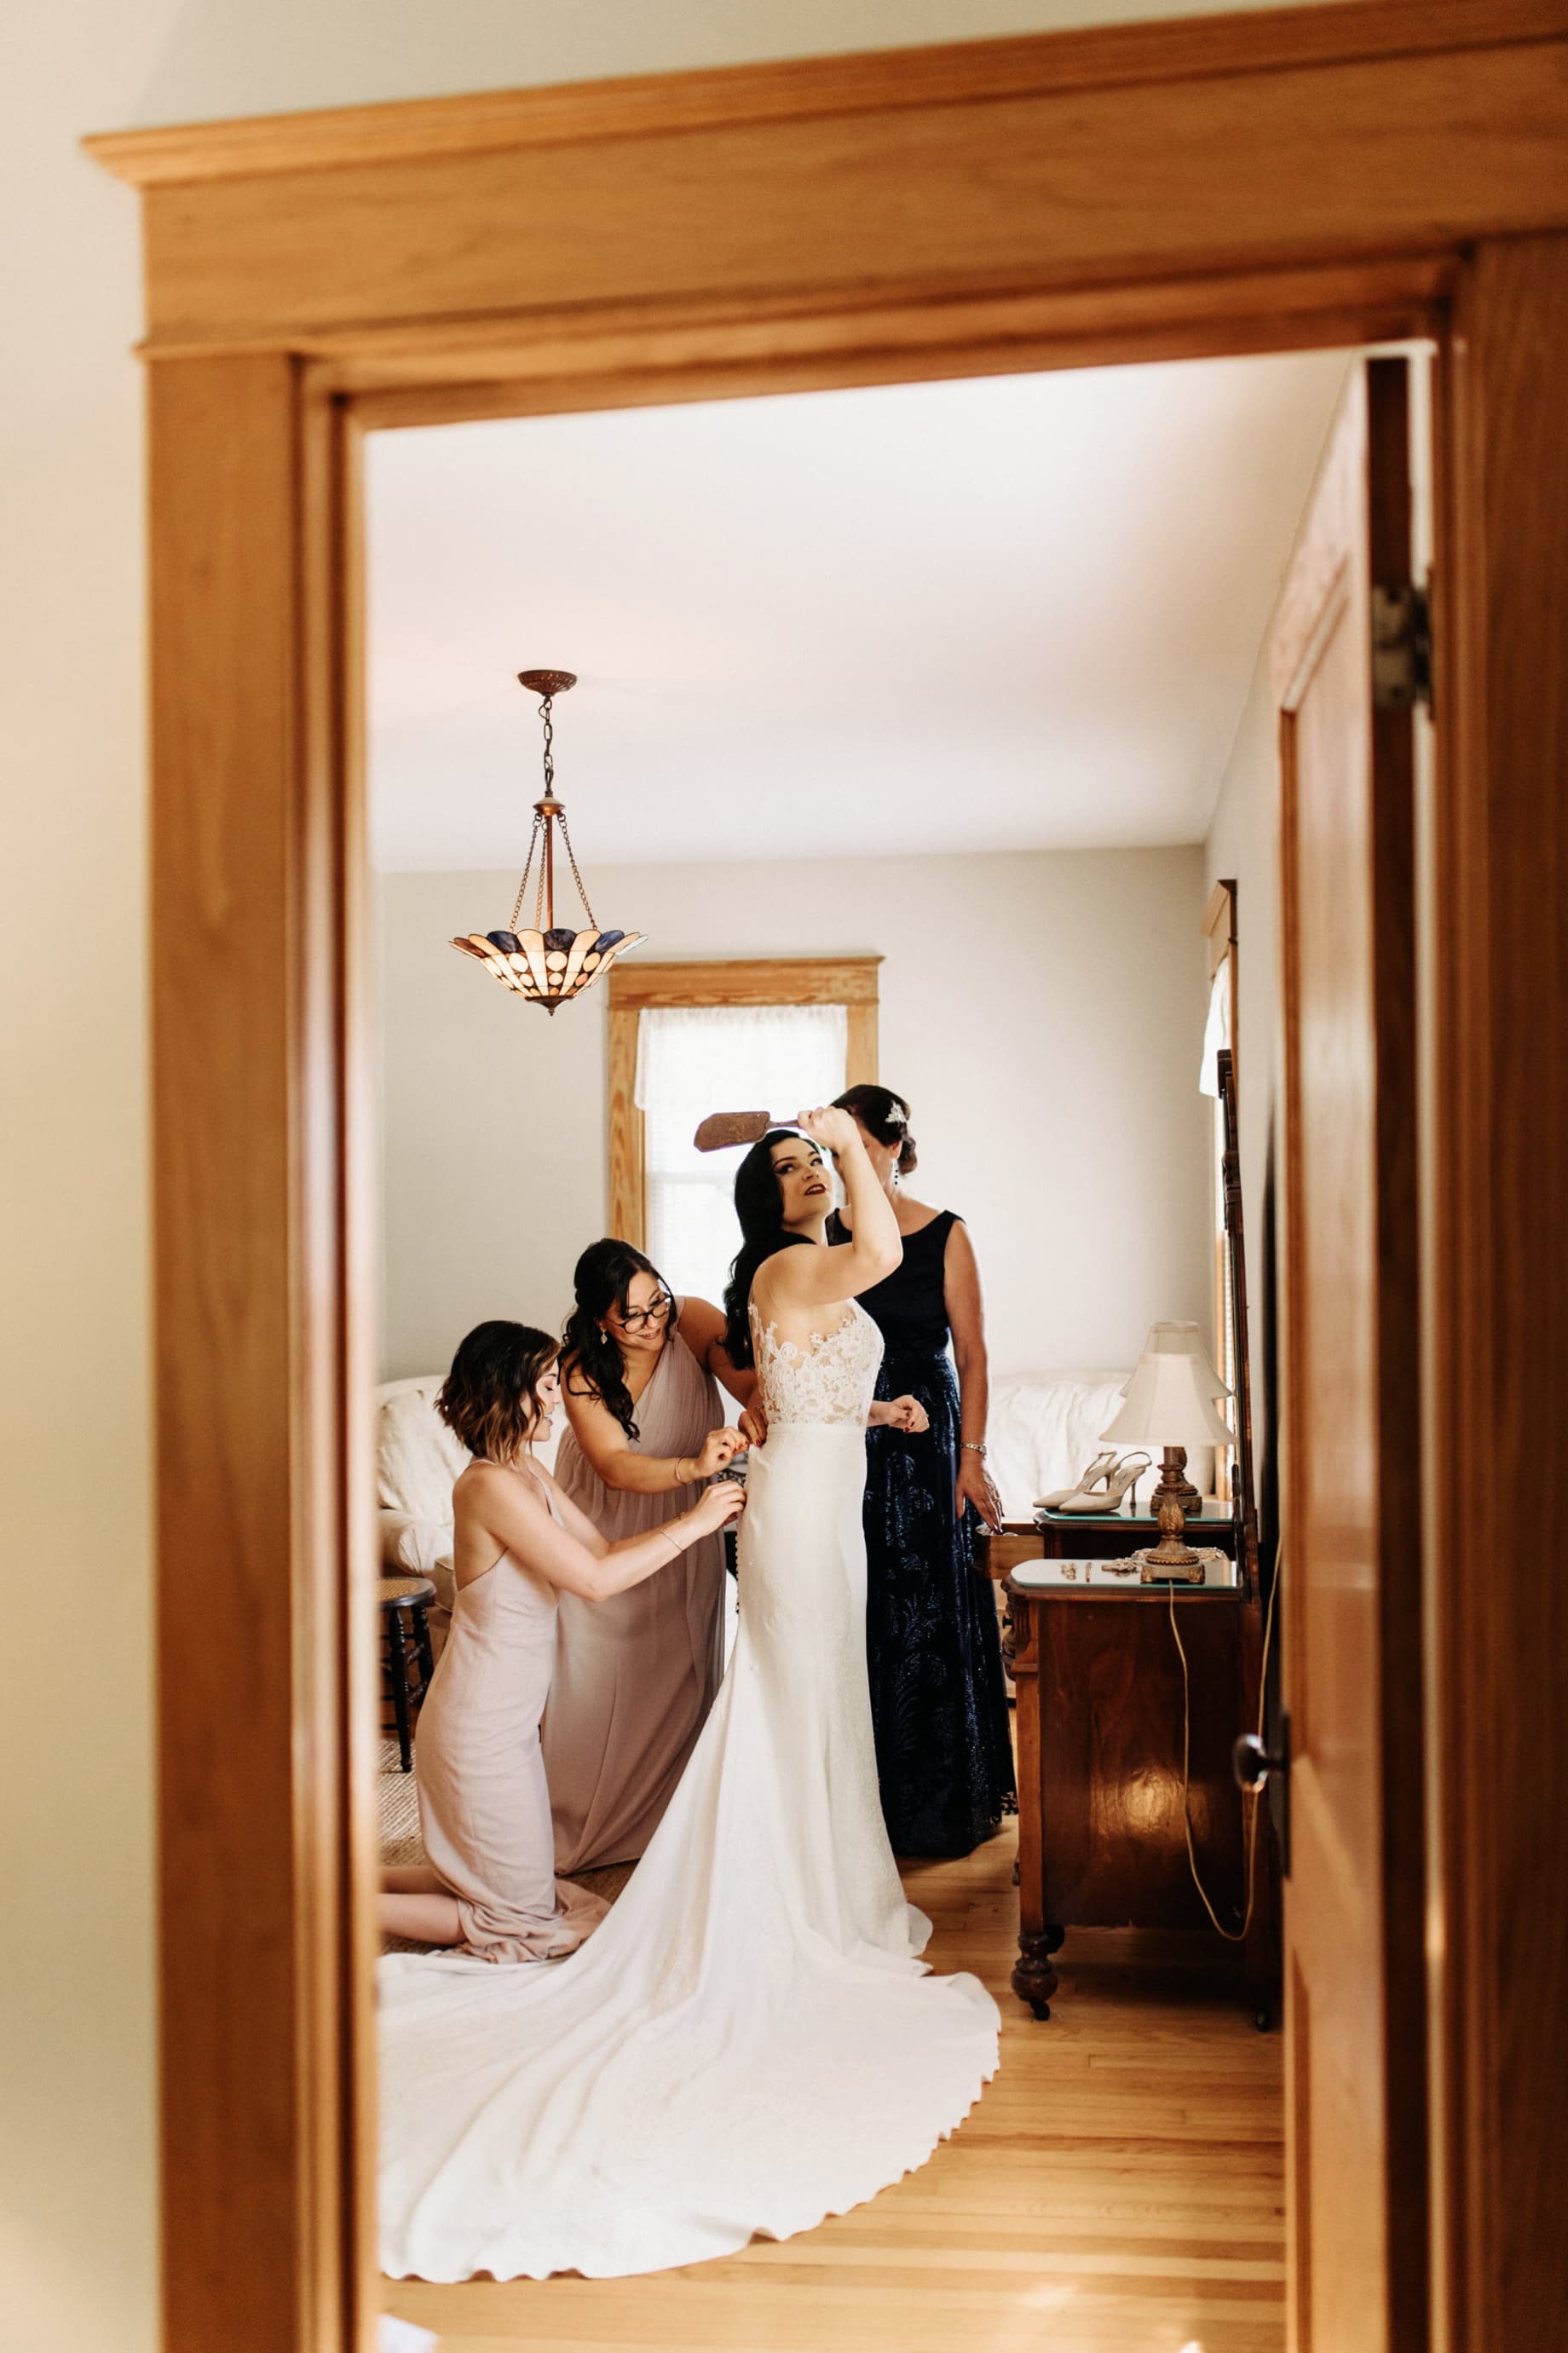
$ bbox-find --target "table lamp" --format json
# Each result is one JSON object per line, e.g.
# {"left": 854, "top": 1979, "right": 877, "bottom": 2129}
{"left": 1100, "top": 1322, "right": 1234, "bottom": 1583}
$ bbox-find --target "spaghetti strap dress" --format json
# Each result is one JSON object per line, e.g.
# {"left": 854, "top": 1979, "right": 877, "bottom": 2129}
{"left": 827, "top": 1208, "right": 1017, "bottom": 1856}
{"left": 414, "top": 1481, "right": 608, "bottom": 1964}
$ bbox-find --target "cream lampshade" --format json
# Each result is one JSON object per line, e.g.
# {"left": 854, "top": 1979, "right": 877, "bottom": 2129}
{"left": 1102, "top": 1326, "right": 1233, "bottom": 1581}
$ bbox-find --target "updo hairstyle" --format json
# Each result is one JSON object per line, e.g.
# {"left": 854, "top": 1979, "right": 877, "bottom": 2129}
{"left": 436, "top": 1319, "right": 558, "bottom": 1463}
{"left": 833, "top": 1083, "right": 918, "bottom": 1176}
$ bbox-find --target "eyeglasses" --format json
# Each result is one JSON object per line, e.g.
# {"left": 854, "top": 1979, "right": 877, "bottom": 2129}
{"left": 614, "top": 1290, "right": 674, "bottom": 1333}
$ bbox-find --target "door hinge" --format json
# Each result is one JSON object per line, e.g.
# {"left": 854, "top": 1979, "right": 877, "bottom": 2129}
{"left": 1371, "top": 579, "right": 1433, "bottom": 712}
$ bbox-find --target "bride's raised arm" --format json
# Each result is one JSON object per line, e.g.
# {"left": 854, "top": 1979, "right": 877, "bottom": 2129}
{"left": 773, "top": 1106, "right": 902, "bottom": 1309}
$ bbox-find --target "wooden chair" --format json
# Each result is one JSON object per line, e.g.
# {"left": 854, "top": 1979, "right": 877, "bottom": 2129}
{"left": 379, "top": 1573, "right": 436, "bottom": 1773}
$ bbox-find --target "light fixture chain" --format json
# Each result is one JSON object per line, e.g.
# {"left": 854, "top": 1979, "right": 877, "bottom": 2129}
{"left": 555, "top": 811, "right": 599, "bottom": 931}
{"left": 509, "top": 811, "right": 544, "bottom": 934}
{"left": 539, "top": 694, "right": 555, "bottom": 795}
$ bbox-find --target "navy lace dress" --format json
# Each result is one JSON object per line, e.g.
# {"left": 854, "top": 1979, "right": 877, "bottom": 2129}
{"left": 827, "top": 1208, "right": 1017, "bottom": 1856}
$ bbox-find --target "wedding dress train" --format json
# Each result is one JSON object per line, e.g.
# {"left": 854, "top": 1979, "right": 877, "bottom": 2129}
{"left": 378, "top": 1302, "right": 1000, "bottom": 2281}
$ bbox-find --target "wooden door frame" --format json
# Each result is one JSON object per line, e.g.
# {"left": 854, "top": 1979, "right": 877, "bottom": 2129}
{"left": 89, "top": 5, "right": 1568, "bottom": 2346}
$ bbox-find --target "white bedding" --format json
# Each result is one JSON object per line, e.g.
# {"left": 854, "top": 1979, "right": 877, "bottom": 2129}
{"left": 985, "top": 1370, "right": 1138, "bottom": 1520}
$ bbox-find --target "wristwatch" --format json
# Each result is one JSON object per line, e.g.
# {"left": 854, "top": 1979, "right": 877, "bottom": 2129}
{"left": 960, "top": 1440, "right": 988, "bottom": 1456}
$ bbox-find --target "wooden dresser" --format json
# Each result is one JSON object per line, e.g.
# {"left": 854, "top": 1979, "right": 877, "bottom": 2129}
{"left": 985, "top": 1048, "right": 1275, "bottom": 2024}
{"left": 989, "top": 1504, "right": 1276, "bottom": 2026}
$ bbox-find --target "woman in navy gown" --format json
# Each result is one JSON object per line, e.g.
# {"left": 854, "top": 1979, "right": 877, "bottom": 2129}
{"left": 826, "top": 1085, "right": 1015, "bottom": 1856}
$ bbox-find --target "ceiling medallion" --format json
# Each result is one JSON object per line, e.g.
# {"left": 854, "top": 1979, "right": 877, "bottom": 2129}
{"left": 452, "top": 670, "right": 645, "bottom": 1015}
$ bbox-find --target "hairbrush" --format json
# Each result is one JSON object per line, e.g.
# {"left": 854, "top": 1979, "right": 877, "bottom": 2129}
{"left": 692, "top": 1110, "right": 801, "bottom": 1152}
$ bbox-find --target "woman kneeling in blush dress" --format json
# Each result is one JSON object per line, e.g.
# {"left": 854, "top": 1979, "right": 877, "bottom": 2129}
{"left": 379, "top": 1319, "right": 745, "bottom": 1963}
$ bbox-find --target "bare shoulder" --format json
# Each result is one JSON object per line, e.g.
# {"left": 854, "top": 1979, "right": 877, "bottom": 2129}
{"left": 560, "top": 1350, "right": 602, "bottom": 1402}
{"left": 458, "top": 1455, "right": 544, "bottom": 1518}
{"left": 677, "top": 1293, "right": 726, "bottom": 1349}
{"left": 753, "top": 1243, "right": 810, "bottom": 1298}
{"left": 943, "top": 1214, "right": 981, "bottom": 1277}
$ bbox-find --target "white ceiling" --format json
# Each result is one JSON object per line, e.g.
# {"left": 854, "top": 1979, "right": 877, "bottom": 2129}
{"left": 366, "top": 350, "right": 1347, "bottom": 872}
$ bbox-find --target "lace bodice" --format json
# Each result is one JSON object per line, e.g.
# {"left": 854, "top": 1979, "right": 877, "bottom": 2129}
{"left": 750, "top": 1300, "right": 883, "bottom": 1427}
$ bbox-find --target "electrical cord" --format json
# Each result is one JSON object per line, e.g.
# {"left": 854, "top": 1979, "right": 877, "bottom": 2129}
{"left": 1166, "top": 1536, "right": 1281, "bottom": 1942}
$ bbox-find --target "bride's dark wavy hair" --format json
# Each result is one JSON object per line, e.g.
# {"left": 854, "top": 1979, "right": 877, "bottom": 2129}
{"left": 833, "top": 1082, "right": 917, "bottom": 1175}
{"left": 560, "top": 1237, "right": 672, "bottom": 1439}
{"left": 721, "top": 1129, "right": 816, "bottom": 1369}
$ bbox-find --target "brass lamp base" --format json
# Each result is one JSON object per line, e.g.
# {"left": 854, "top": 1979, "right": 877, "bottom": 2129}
{"left": 1145, "top": 1441, "right": 1201, "bottom": 1521}
{"left": 1133, "top": 1543, "right": 1209, "bottom": 1584}
{"left": 1133, "top": 1472, "right": 1207, "bottom": 1583}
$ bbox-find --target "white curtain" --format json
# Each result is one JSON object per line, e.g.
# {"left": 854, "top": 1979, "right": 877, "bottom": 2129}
{"left": 634, "top": 1003, "right": 850, "bottom": 1307}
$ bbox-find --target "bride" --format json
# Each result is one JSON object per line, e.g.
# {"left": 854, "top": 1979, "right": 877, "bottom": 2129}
{"left": 379, "top": 1107, "right": 1001, "bottom": 2282}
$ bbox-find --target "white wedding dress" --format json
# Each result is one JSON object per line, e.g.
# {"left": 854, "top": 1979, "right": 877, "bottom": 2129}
{"left": 378, "top": 1301, "right": 1001, "bottom": 2281}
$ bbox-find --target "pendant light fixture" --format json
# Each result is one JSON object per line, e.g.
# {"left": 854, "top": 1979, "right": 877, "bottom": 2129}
{"left": 451, "top": 669, "right": 645, "bottom": 1014}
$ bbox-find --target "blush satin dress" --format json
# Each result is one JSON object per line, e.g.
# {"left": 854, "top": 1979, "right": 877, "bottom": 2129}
{"left": 412, "top": 1476, "right": 608, "bottom": 1963}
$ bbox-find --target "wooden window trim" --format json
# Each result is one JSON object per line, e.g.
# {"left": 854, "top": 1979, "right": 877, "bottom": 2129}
{"left": 606, "top": 957, "right": 880, "bottom": 1248}
{"left": 85, "top": 10, "right": 1568, "bottom": 2346}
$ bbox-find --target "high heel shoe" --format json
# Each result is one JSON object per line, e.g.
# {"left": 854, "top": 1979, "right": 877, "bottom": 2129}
{"left": 1035, "top": 1450, "right": 1118, "bottom": 1511}
{"left": 1049, "top": 1451, "right": 1152, "bottom": 1515}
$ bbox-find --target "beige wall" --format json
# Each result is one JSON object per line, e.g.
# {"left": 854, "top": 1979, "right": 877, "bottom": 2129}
{"left": 378, "top": 850, "right": 1213, "bottom": 1383}
{"left": 4, "top": 1, "right": 1344, "bottom": 2344}
{"left": 2, "top": 13, "right": 162, "bottom": 2350}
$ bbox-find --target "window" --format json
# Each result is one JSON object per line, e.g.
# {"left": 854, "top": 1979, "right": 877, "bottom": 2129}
{"left": 606, "top": 958, "right": 880, "bottom": 1305}
{"left": 636, "top": 1003, "right": 849, "bottom": 1304}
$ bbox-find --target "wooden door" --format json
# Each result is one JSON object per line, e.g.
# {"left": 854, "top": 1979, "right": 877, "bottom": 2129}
{"left": 1275, "top": 358, "right": 1427, "bottom": 2353}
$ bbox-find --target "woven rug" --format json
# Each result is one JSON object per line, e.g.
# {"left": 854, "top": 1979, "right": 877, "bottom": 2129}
{"left": 378, "top": 1739, "right": 635, "bottom": 1955}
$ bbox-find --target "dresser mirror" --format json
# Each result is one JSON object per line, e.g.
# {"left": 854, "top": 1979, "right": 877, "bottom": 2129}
{"left": 1218, "top": 1046, "right": 1261, "bottom": 1600}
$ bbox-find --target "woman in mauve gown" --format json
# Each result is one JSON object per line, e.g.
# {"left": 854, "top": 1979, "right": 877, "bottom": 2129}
{"left": 545, "top": 1239, "right": 758, "bottom": 1871}
{"left": 378, "top": 1319, "right": 743, "bottom": 1964}
{"left": 827, "top": 1085, "right": 1016, "bottom": 1858}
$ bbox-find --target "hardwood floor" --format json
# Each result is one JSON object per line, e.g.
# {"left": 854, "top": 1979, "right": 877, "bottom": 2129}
{"left": 383, "top": 1820, "right": 1284, "bottom": 2352}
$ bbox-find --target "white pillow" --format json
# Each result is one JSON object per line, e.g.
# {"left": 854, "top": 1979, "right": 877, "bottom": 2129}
{"left": 378, "top": 1380, "right": 468, "bottom": 1525}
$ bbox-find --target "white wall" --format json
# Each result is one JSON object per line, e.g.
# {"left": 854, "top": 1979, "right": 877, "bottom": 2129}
{"left": 4, "top": 3, "right": 1346, "bottom": 2345}
{"left": 378, "top": 849, "right": 1212, "bottom": 1382}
